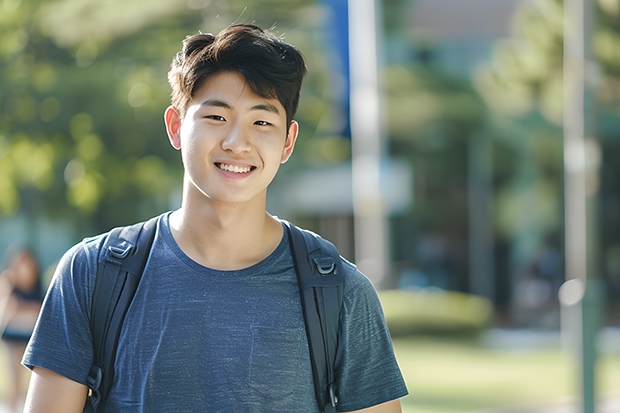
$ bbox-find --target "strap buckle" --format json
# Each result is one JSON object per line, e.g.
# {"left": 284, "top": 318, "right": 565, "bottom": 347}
{"left": 108, "top": 243, "right": 133, "bottom": 259}
{"left": 314, "top": 257, "right": 336, "bottom": 275}
{"left": 105, "top": 243, "right": 134, "bottom": 266}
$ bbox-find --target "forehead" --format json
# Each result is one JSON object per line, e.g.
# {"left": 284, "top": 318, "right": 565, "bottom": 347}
{"left": 191, "top": 71, "right": 284, "bottom": 113}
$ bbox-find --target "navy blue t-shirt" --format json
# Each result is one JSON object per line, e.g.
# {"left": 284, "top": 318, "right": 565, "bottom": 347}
{"left": 23, "top": 212, "right": 408, "bottom": 412}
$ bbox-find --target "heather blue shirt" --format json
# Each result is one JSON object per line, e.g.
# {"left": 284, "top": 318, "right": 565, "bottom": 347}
{"left": 24, "top": 212, "right": 408, "bottom": 412}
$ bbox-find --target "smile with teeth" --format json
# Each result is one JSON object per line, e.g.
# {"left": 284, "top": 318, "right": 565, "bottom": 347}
{"left": 216, "top": 163, "right": 255, "bottom": 174}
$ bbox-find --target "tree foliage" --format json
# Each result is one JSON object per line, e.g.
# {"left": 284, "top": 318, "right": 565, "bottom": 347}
{"left": 472, "top": 0, "right": 620, "bottom": 302}
{"left": 474, "top": 0, "right": 564, "bottom": 122}
{"left": 0, "top": 0, "right": 336, "bottom": 234}
{"left": 475, "top": 0, "right": 620, "bottom": 126}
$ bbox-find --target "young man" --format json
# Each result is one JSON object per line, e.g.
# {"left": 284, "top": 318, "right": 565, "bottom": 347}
{"left": 22, "top": 24, "right": 408, "bottom": 412}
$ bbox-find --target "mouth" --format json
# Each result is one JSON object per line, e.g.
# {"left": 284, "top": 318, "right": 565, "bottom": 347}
{"left": 215, "top": 162, "right": 256, "bottom": 174}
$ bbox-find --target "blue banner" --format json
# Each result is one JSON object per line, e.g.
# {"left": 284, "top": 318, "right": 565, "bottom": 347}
{"left": 321, "top": 0, "right": 351, "bottom": 139}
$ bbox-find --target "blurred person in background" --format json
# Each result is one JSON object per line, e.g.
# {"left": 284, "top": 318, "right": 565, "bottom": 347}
{"left": 0, "top": 248, "right": 43, "bottom": 413}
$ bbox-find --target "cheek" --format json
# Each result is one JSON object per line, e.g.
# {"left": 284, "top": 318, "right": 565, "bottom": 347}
{"left": 180, "top": 126, "right": 207, "bottom": 157}
{"left": 258, "top": 134, "right": 287, "bottom": 154}
{"left": 263, "top": 144, "right": 287, "bottom": 167}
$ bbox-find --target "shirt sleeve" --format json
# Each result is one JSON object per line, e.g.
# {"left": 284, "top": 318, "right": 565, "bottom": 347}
{"left": 334, "top": 260, "right": 409, "bottom": 412}
{"left": 22, "top": 236, "right": 103, "bottom": 385}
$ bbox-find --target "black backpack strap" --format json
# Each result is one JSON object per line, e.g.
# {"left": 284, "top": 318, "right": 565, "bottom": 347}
{"left": 284, "top": 221, "right": 344, "bottom": 413}
{"left": 84, "top": 216, "right": 158, "bottom": 412}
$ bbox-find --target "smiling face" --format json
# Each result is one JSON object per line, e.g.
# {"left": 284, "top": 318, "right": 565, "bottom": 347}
{"left": 165, "top": 71, "right": 298, "bottom": 208}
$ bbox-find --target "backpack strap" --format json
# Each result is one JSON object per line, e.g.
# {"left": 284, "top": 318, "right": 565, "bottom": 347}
{"left": 284, "top": 221, "right": 344, "bottom": 413}
{"left": 84, "top": 216, "right": 158, "bottom": 413}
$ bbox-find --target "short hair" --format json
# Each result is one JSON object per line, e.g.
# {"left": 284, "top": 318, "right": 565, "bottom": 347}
{"left": 168, "top": 24, "right": 307, "bottom": 125}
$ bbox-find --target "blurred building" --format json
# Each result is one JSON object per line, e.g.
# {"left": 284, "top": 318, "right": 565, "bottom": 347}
{"left": 397, "top": 0, "right": 525, "bottom": 73}
{"left": 271, "top": 0, "right": 576, "bottom": 329}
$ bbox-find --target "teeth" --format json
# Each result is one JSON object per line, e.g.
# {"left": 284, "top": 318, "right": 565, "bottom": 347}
{"left": 218, "top": 163, "right": 252, "bottom": 173}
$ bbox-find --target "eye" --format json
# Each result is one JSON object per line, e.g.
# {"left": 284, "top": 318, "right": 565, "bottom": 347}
{"left": 254, "top": 120, "right": 271, "bottom": 126}
{"left": 205, "top": 115, "right": 225, "bottom": 121}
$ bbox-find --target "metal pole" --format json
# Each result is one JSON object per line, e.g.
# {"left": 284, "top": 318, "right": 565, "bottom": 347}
{"left": 562, "top": 0, "right": 601, "bottom": 412}
{"left": 468, "top": 132, "right": 494, "bottom": 302}
{"left": 348, "top": 0, "right": 388, "bottom": 286}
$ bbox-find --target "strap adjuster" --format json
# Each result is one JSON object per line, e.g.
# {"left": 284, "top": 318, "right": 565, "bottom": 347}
{"left": 86, "top": 365, "right": 102, "bottom": 391}
{"left": 86, "top": 365, "right": 103, "bottom": 409}
{"left": 329, "top": 382, "right": 338, "bottom": 407}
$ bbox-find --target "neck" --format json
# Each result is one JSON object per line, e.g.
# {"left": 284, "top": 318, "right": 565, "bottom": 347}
{"left": 169, "top": 189, "right": 283, "bottom": 270}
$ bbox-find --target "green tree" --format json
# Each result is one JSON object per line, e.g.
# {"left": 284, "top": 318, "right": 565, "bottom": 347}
{"left": 1, "top": 0, "right": 331, "bottom": 236}
{"left": 473, "top": 0, "right": 620, "bottom": 304}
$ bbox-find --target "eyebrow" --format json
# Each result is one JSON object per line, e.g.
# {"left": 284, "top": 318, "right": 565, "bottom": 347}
{"left": 200, "top": 99, "right": 280, "bottom": 115}
{"left": 200, "top": 99, "right": 232, "bottom": 109}
{"left": 249, "top": 103, "right": 280, "bottom": 115}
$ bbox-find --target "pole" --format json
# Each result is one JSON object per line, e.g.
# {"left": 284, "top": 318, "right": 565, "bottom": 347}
{"left": 468, "top": 132, "right": 494, "bottom": 302}
{"left": 562, "top": 0, "right": 601, "bottom": 412}
{"left": 348, "top": 0, "right": 388, "bottom": 286}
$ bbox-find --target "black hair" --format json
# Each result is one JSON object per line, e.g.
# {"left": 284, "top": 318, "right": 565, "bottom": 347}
{"left": 168, "top": 24, "right": 307, "bottom": 125}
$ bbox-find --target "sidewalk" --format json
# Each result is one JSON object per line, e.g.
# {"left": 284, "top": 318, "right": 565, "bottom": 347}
{"left": 463, "top": 396, "right": 620, "bottom": 413}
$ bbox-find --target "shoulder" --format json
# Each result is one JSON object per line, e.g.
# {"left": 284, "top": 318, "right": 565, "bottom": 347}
{"left": 289, "top": 223, "right": 377, "bottom": 299}
{"left": 48, "top": 233, "right": 108, "bottom": 305}
{"left": 75, "top": 232, "right": 109, "bottom": 270}
{"left": 338, "top": 257, "right": 383, "bottom": 310}
{"left": 56, "top": 234, "right": 105, "bottom": 276}
{"left": 339, "top": 257, "right": 370, "bottom": 288}
{"left": 74, "top": 213, "right": 166, "bottom": 267}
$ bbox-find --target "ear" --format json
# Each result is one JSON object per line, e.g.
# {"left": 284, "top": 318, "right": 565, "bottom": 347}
{"left": 164, "top": 106, "right": 182, "bottom": 150}
{"left": 281, "top": 120, "right": 299, "bottom": 164}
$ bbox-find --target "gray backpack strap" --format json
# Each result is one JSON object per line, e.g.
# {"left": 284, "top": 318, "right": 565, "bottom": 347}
{"left": 84, "top": 216, "right": 158, "bottom": 412}
{"left": 284, "top": 221, "right": 344, "bottom": 413}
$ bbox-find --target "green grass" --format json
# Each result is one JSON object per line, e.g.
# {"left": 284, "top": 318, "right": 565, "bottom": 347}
{"left": 2, "top": 335, "right": 619, "bottom": 412}
{"left": 393, "top": 336, "right": 620, "bottom": 413}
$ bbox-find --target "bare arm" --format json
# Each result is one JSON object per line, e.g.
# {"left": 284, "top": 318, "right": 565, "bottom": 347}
{"left": 343, "top": 399, "right": 402, "bottom": 413}
{"left": 24, "top": 367, "right": 89, "bottom": 413}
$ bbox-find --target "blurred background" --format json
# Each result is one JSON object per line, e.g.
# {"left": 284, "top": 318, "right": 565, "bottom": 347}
{"left": 1, "top": 0, "right": 620, "bottom": 412}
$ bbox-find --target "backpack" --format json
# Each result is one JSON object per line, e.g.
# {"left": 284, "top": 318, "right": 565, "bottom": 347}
{"left": 83, "top": 216, "right": 344, "bottom": 413}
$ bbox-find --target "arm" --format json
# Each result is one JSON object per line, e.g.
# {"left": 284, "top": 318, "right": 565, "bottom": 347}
{"left": 0, "top": 276, "right": 15, "bottom": 331}
{"left": 334, "top": 267, "right": 409, "bottom": 412}
{"left": 23, "top": 367, "right": 89, "bottom": 413}
{"left": 343, "top": 399, "right": 402, "bottom": 413}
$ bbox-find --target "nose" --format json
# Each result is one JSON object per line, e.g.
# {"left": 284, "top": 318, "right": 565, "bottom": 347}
{"left": 221, "top": 124, "right": 252, "bottom": 153}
